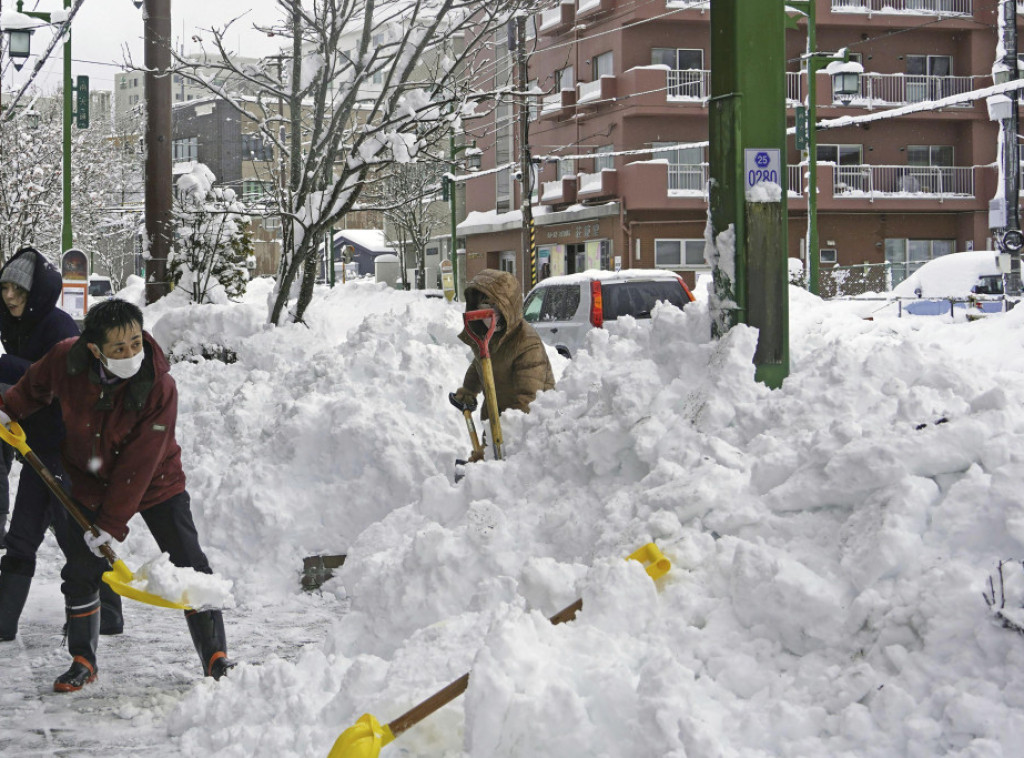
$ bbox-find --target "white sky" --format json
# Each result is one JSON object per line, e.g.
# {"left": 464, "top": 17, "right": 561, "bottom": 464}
{"left": 3, "top": 0, "right": 283, "bottom": 94}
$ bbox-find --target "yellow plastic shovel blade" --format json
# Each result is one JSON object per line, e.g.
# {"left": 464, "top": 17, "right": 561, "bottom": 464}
{"left": 328, "top": 713, "right": 395, "bottom": 758}
{"left": 101, "top": 559, "right": 193, "bottom": 611}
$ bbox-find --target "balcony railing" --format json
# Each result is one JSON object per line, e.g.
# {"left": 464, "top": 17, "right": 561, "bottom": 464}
{"left": 667, "top": 163, "right": 709, "bottom": 193}
{"left": 854, "top": 73, "right": 985, "bottom": 107}
{"left": 538, "top": 1, "right": 574, "bottom": 34}
{"left": 666, "top": 69, "right": 711, "bottom": 100}
{"left": 789, "top": 165, "right": 804, "bottom": 197}
{"left": 831, "top": 0, "right": 972, "bottom": 15}
{"left": 578, "top": 76, "right": 615, "bottom": 104}
{"left": 787, "top": 72, "right": 803, "bottom": 104}
{"left": 832, "top": 164, "right": 974, "bottom": 198}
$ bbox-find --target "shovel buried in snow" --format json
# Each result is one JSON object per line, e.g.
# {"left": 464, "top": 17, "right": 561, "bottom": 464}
{"left": 0, "top": 421, "right": 192, "bottom": 611}
{"left": 462, "top": 308, "right": 503, "bottom": 461}
{"left": 327, "top": 543, "right": 672, "bottom": 758}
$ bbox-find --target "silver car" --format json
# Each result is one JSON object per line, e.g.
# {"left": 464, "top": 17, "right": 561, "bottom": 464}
{"left": 522, "top": 270, "right": 695, "bottom": 358}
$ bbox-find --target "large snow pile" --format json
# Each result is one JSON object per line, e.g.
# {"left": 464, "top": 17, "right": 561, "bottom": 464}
{"left": 124, "top": 277, "right": 1024, "bottom": 757}
{"left": 10, "top": 277, "right": 1024, "bottom": 757}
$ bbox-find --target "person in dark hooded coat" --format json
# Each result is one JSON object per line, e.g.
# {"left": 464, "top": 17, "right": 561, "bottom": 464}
{"left": 451, "top": 270, "right": 554, "bottom": 460}
{"left": 0, "top": 247, "right": 124, "bottom": 642}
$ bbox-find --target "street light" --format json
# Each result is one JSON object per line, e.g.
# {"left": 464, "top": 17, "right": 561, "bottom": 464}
{"left": 796, "top": 49, "right": 858, "bottom": 296}
{"left": 5, "top": 27, "right": 33, "bottom": 71}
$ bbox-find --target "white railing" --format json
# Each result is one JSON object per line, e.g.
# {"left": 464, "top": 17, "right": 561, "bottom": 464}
{"left": 832, "top": 164, "right": 974, "bottom": 198}
{"left": 789, "top": 165, "right": 804, "bottom": 196}
{"left": 786, "top": 72, "right": 803, "bottom": 103}
{"left": 577, "top": 171, "right": 605, "bottom": 194}
{"left": 577, "top": 78, "right": 604, "bottom": 103}
{"left": 831, "top": 0, "right": 972, "bottom": 15}
{"left": 855, "top": 73, "right": 985, "bottom": 107}
{"left": 668, "top": 163, "right": 708, "bottom": 193}
{"left": 666, "top": 69, "right": 710, "bottom": 100}
{"left": 577, "top": 0, "right": 601, "bottom": 14}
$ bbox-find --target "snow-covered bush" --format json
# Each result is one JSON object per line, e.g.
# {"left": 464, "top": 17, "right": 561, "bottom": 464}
{"left": 171, "top": 163, "right": 252, "bottom": 303}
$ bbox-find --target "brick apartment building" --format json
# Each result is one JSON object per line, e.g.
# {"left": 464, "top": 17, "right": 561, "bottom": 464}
{"left": 458, "top": 0, "right": 1009, "bottom": 295}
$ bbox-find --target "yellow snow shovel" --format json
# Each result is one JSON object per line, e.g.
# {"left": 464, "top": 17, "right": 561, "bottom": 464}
{"left": 0, "top": 420, "right": 192, "bottom": 610}
{"left": 327, "top": 543, "right": 671, "bottom": 758}
{"left": 463, "top": 308, "right": 503, "bottom": 460}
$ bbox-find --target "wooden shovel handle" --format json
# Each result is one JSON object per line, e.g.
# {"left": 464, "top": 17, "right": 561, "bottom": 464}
{"left": 0, "top": 424, "right": 119, "bottom": 566}
{"left": 386, "top": 598, "right": 583, "bottom": 739}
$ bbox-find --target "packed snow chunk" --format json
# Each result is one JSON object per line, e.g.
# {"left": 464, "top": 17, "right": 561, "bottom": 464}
{"left": 128, "top": 552, "right": 234, "bottom": 609}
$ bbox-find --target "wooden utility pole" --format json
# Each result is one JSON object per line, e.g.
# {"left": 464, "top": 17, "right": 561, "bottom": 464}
{"left": 144, "top": 0, "right": 173, "bottom": 303}
{"left": 514, "top": 15, "right": 537, "bottom": 288}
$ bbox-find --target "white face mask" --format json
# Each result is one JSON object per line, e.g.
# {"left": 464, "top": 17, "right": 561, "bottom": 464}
{"left": 102, "top": 350, "right": 145, "bottom": 380}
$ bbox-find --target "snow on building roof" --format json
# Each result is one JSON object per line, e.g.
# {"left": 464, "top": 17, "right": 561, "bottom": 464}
{"left": 335, "top": 229, "right": 394, "bottom": 253}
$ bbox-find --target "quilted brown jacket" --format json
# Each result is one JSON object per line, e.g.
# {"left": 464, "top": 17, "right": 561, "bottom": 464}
{"left": 457, "top": 270, "right": 554, "bottom": 419}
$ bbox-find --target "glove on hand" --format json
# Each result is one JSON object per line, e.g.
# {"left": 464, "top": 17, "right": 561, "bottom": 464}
{"left": 84, "top": 527, "right": 114, "bottom": 558}
{"left": 449, "top": 390, "right": 477, "bottom": 413}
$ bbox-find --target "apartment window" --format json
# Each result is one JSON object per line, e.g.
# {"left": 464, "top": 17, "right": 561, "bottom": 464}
{"left": 556, "top": 158, "right": 575, "bottom": 180}
{"left": 906, "top": 55, "right": 952, "bottom": 102}
{"left": 594, "top": 146, "right": 614, "bottom": 172}
{"left": 372, "top": 35, "right": 385, "bottom": 84}
{"left": 651, "top": 48, "right": 703, "bottom": 70}
{"left": 172, "top": 137, "right": 198, "bottom": 162}
{"left": 555, "top": 66, "right": 574, "bottom": 91}
{"left": 242, "top": 133, "right": 274, "bottom": 162}
{"left": 263, "top": 215, "right": 281, "bottom": 230}
{"left": 655, "top": 239, "right": 706, "bottom": 269}
{"left": 495, "top": 101, "right": 513, "bottom": 213}
{"left": 592, "top": 51, "right": 613, "bottom": 80}
{"left": 820, "top": 249, "right": 838, "bottom": 264}
{"left": 500, "top": 252, "right": 516, "bottom": 275}
{"left": 819, "top": 144, "right": 864, "bottom": 190}
{"left": 528, "top": 79, "right": 540, "bottom": 121}
{"left": 242, "top": 180, "right": 272, "bottom": 201}
{"left": 885, "top": 238, "right": 955, "bottom": 286}
{"left": 907, "top": 145, "right": 953, "bottom": 167}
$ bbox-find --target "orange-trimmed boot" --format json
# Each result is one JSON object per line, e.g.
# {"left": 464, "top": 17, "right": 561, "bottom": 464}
{"left": 54, "top": 593, "right": 100, "bottom": 693}
{"left": 54, "top": 656, "right": 97, "bottom": 692}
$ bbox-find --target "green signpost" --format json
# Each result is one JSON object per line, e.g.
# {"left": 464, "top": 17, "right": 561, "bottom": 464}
{"left": 708, "top": 0, "right": 790, "bottom": 388}
{"left": 75, "top": 75, "right": 89, "bottom": 129}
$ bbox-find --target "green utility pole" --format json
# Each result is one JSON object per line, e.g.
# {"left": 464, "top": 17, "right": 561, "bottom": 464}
{"left": 709, "top": 0, "right": 789, "bottom": 388}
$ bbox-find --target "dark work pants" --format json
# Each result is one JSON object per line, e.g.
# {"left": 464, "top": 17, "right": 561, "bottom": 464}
{"left": 59, "top": 490, "right": 213, "bottom": 601}
{"left": 3, "top": 447, "right": 73, "bottom": 571}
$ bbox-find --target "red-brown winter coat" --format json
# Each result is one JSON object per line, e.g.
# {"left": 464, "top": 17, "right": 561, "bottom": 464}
{"left": 1, "top": 332, "right": 186, "bottom": 541}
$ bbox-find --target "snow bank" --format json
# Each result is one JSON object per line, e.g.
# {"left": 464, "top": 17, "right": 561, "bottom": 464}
{"left": 68, "top": 278, "right": 1024, "bottom": 756}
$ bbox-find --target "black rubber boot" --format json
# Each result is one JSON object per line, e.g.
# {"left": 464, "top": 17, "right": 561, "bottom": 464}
{"left": 54, "top": 593, "right": 100, "bottom": 693}
{"left": 185, "top": 609, "right": 235, "bottom": 679}
{"left": 99, "top": 583, "right": 124, "bottom": 636}
{"left": 0, "top": 555, "right": 34, "bottom": 641}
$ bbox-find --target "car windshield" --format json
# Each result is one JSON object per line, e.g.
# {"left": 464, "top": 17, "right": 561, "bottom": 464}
{"left": 974, "top": 275, "right": 1003, "bottom": 296}
{"left": 89, "top": 280, "right": 112, "bottom": 297}
{"left": 601, "top": 279, "right": 687, "bottom": 320}
{"left": 523, "top": 285, "right": 580, "bottom": 322}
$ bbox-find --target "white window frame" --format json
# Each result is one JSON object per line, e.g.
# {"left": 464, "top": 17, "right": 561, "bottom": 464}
{"left": 819, "top": 248, "right": 838, "bottom": 264}
{"left": 654, "top": 238, "right": 707, "bottom": 269}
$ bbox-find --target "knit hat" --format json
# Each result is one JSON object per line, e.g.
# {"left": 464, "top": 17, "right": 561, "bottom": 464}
{"left": 0, "top": 251, "right": 35, "bottom": 293}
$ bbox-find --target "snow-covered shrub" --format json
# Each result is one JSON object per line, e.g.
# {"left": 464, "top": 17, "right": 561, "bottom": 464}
{"left": 171, "top": 163, "right": 252, "bottom": 303}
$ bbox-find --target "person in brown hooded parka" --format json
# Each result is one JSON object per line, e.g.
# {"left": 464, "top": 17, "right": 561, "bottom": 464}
{"left": 452, "top": 269, "right": 555, "bottom": 426}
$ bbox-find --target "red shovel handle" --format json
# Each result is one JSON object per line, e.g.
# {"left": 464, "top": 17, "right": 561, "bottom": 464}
{"left": 463, "top": 309, "right": 498, "bottom": 359}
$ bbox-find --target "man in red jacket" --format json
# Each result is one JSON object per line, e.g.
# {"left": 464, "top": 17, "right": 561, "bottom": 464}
{"left": 0, "top": 299, "right": 233, "bottom": 692}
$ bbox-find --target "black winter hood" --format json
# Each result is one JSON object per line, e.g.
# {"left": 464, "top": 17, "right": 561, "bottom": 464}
{"left": 0, "top": 247, "right": 63, "bottom": 329}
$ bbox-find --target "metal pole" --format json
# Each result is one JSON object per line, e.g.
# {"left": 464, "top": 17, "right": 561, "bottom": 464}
{"left": 1003, "top": 0, "right": 1022, "bottom": 296}
{"left": 61, "top": 0, "right": 72, "bottom": 253}
{"left": 449, "top": 130, "right": 459, "bottom": 300}
{"left": 144, "top": 0, "right": 172, "bottom": 303}
{"left": 805, "top": 1, "right": 819, "bottom": 296}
